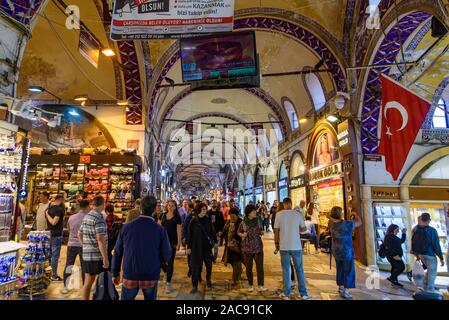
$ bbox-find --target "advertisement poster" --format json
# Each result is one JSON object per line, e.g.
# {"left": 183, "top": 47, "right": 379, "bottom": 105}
{"left": 110, "top": 0, "right": 235, "bottom": 40}
{"left": 79, "top": 27, "right": 101, "bottom": 68}
{"left": 313, "top": 132, "right": 340, "bottom": 168}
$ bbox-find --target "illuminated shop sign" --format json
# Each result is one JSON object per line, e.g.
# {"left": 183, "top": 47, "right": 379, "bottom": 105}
{"left": 337, "top": 120, "right": 351, "bottom": 156}
{"left": 278, "top": 179, "right": 288, "bottom": 188}
{"left": 309, "top": 163, "right": 342, "bottom": 184}
{"left": 255, "top": 186, "right": 263, "bottom": 195}
{"left": 289, "top": 175, "right": 306, "bottom": 189}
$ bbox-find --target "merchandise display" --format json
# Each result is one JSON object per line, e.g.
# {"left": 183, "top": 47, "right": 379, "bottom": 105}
{"left": 373, "top": 204, "right": 408, "bottom": 265}
{"left": 16, "top": 231, "right": 51, "bottom": 297}
{"left": 313, "top": 179, "right": 344, "bottom": 230}
{"left": 0, "top": 241, "right": 27, "bottom": 300}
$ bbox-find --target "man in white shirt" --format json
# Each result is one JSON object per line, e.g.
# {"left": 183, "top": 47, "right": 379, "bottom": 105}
{"left": 36, "top": 192, "right": 50, "bottom": 231}
{"left": 274, "top": 197, "right": 309, "bottom": 300}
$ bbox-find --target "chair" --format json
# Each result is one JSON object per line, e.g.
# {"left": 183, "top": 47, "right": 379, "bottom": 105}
{"left": 301, "top": 238, "right": 311, "bottom": 254}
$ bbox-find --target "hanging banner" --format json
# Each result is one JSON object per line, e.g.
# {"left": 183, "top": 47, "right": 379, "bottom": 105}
{"left": 110, "top": 0, "right": 235, "bottom": 40}
{"left": 79, "top": 27, "right": 101, "bottom": 68}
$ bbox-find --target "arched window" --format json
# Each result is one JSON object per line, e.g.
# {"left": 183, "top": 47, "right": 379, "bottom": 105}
{"left": 269, "top": 115, "right": 283, "bottom": 141}
{"left": 432, "top": 98, "right": 449, "bottom": 128}
{"left": 305, "top": 73, "right": 326, "bottom": 110}
{"left": 282, "top": 98, "right": 299, "bottom": 130}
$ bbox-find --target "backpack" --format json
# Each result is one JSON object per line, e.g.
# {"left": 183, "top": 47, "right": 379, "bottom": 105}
{"left": 411, "top": 226, "right": 430, "bottom": 255}
{"left": 378, "top": 242, "right": 387, "bottom": 258}
{"left": 93, "top": 270, "right": 118, "bottom": 300}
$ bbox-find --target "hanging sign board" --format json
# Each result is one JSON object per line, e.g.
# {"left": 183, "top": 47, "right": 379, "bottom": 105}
{"left": 110, "top": 0, "right": 235, "bottom": 40}
{"left": 79, "top": 27, "right": 101, "bottom": 68}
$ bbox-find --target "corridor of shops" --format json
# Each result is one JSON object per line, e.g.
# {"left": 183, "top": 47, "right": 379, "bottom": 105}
{"left": 1, "top": 0, "right": 449, "bottom": 302}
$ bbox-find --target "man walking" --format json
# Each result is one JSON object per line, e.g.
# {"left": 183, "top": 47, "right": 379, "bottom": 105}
{"left": 208, "top": 199, "right": 225, "bottom": 262}
{"left": 61, "top": 199, "right": 89, "bottom": 294}
{"left": 125, "top": 198, "right": 142, "bottom": 223}
{"left": 178, "top": 199, "right": 190, "bottom": 223}
{"left": 36, "top": 192, "right": 50, "bottom": 231}
{"left": 112, "top": 196, "right": 172, "bottom": 300}
{"left": 78, "top": 196, "right": 109, "bottom": 300}
{"left": 274, "top": 198, "right": 309, "bottom": 300}
{"left": 45, "top": 194, "right": 65, "bottom": 281}
{"left": 411, "top": 212, "right": 445, "bottom": 292}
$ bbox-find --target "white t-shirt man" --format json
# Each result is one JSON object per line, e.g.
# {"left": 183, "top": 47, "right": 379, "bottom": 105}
{"left": 36, "top": 202, "right": 49, "bottom": 231}
{"left": 274, "top": 209, "right": 306, "bottom": 251}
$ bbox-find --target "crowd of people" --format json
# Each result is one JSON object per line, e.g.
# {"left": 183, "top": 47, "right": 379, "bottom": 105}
{"left": 31, "top": 191, "right": 446, "bottom": 300}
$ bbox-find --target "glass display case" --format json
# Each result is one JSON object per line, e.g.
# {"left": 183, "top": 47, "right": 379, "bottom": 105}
{"left": 373, "top": 203, "right": 408, "bottom": 265}
{"left": 410, "top": 203, "right": 448, "bottom": 273}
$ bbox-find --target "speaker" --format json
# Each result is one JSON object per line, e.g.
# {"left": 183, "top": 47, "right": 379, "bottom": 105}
{"left": 431, "top": 17, "right": 448, "bottom": 38}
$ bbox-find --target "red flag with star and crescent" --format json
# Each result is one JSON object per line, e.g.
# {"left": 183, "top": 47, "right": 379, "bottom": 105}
{"left": 378, "top": 75, "right": 431, "bottom": 180}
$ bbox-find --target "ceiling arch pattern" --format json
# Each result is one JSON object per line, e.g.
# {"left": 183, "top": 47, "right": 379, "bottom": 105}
{"left": 159, "top": 87, "right": 289, "bottom": 139}
{"left": 360, "top": 10, "right": 431, "bottom": 154}
{"left": 148, "top": 14, "right": 348, "bottom": 121}
{"left": 0, "top": 0, "right": 45, "bottom": 25}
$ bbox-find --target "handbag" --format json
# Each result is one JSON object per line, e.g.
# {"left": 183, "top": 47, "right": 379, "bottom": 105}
{"left": 228, "top": 239, "right": 241, "bottom": 253}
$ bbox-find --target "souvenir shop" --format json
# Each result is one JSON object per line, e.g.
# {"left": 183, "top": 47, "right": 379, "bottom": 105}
{"left": 363, "top": 147, "right": 449, "bottom": 272}
{"left": 289, "top": 152, "right": 307, "bottom": 208}
{"left": 278, "top": 162, "right": 289, "bottom": 202}
{"left": 27, "top": 148, "right": 142, "bottom": 220}
{"left": 307, "top": 126, "right": 344, "bottom": 232}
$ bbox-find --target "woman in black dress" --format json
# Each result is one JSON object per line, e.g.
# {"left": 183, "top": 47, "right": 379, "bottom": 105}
{"left": 186, "top": 203, "right": 217, "bottom": 294}
{"left": 384, "top": 224, "right": 407, "bottom": 287}
{"left": 222, "top": 208, "right": 243, "bottom": 288}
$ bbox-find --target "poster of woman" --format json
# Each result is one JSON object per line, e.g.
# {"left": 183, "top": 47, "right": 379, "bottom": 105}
{"left": 313, "top": 132, "right": 339, "bottom": 167}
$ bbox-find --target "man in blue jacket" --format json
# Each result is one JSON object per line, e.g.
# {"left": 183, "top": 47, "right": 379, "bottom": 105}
{"left": 112, "top": 196, "right": 171, "bottom": 300}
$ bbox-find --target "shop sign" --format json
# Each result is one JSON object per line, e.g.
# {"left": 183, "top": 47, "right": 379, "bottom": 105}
{"left": 110, "top": 0, "right": 235, "bottom": 40}
{"left": 255, "top": 186, "right": 263, "bottom": 195}
{"left": 371, "top": 187, "right": 400, "bottom": 200}
{"left": 337, "top": 120, "right": 351, "bottom": 156}
{"left": 317, "top": 179, "right": 343, "bottom": 189}
{"left": 245, "top": 188, "right": 253, "bottom": 196}
{"left": 265, "top": 182, "right": 276, "bottom": 192}
{"left": 289, "top": 175, "right": 306, "bottom": 189}
{"left": 309, "top": 163, "right": 342, "bottom": 184}
{"left": 364, "top": 154, "right": 382, "bottom": 162}
{"left": 79, "top": 27, "right": 101, "bottom": 68}
{"left": 278, "top": 179, "right": 288, "bottom": 188}
{"left": 80, "top": 155, "right": 91, "bottom": 164}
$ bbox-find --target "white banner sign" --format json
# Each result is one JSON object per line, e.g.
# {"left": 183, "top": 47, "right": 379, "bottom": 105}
{"left": 110, "top": 0, "right": 235, "bottom": 40}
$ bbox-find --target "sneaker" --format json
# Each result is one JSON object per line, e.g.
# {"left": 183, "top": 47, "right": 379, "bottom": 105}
{"left": 340, "top": 291, "right": 353, "bottom": 300}
{"left": 279, "top": 293, "right": 290, "bottom": 300}
{"left": 60, "top": 287, "right": 70, "bottom": 294}
{"left": 301, "top": 295, "right": 310, "bottom": 300}
{"left": 406, "top": 271, "right": 413, "bottom": 282}
{"left": 247, "top": 286, "right": 254, "bottom": 292}
{"left": 257, "top": 286, "right": 268, "bottom": 292}
{"left": 165, "top": 283, "right": 172, "bottom": 294}
{"left": 338, "top": 286, "right": 345, "bottom": 294}
{"left": 51, "top": 275, "right": 62, "bottom": 281}
{"left": 190, "top": 287, "right": 198, "bottom": 294}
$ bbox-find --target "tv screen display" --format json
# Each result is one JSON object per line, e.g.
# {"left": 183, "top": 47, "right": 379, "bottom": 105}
{"left": 180, "top": 31, "right": 258, "bottom": 82}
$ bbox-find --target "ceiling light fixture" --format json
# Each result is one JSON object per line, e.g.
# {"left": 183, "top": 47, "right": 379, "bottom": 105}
{"left": 101, "top": 48, "right": 115, "bottom": 57}
{"left": 28, "top": 85, "right": 45, "bottom": 93}
{"left": 74, "top": 94, "right": 88, "bottom": 102}
{"left": 69, "top": 109, "right": 80, "bottom": 116}
{"left": 299, "top": 117, "right": 308, "bottom": 124}
{"left": 327, "top": 115, "right": 339, "bottom": 123}
{"left": 81, "top": 101, "right": 86, "bottom": 106}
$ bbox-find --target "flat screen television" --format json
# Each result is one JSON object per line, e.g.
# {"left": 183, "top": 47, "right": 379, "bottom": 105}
{"left": 180, "top": 31, "right": 259, "bottom": 89}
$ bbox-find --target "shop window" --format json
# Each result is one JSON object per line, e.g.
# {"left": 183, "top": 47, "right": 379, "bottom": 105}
{"left": 305, "top": 73, "right": 326, "bottom": 111}
{"left": 420, "top": 155, "right": 449, "bottom": 180}
{"left": 269, "top": 115, "right": 283, "bottom": 141}
{"left": 282, "top": 98, "right": 299, "bottom": 130}
{"left": 432, "top": 98, "right": 449, "bottom": 128}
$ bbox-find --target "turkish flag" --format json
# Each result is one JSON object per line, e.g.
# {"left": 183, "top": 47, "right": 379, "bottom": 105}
{"left": 378, "top": 75, "right": 431, "bottom": 180}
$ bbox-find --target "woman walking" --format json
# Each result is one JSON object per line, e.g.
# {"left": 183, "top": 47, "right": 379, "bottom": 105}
{"left": 222, "top": 208, "right": 243, "bottom": 288}
{"left": 238, "top": 204, "right": 267, "bottom": 292}
{"left": 160, "top": 199, "right": 183, "bottom": 293}
{"left": 384, "top": 224, "right": 407, "bottom": 287}
{"left": 187, "top": 203, "right": 217, "bottom": 294}
{"left": 329, "top": 206, "right": 362, "bottom": 299}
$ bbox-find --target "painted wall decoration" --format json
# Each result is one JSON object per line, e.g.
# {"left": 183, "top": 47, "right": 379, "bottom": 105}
{"left": 312, "top": 132, "right": 339, "bottom": 168}
{"left": 28, "top": 105, "right": 115, "bottom": 149}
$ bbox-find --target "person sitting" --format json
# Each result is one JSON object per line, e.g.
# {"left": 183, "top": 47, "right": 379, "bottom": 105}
{"left": 300, "top": 216, "right": 319, "bottom": 254}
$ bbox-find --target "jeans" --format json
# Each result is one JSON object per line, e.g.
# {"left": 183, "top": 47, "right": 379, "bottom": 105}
{"left": 262, "top": 219, "right": 270, "bottom": 232}
{"left": 418, "top": 254, "right": 438, "bottom": 292}
{"left": 63, "top": 246, "right": 85, "bottom": 285}
{"left": 166, "top": 245, "right": 176, "bottom": 283}
{"left": 243, "top": 252, "right": 264, "bottom": 286}
{"left": 300, "top": 233, "right": 319, "bottom": 251}
{"left": 386, "top": 256, "right": 405, "bottom": 282}
{"left": 121, "top": 284, "right": 158, "bottom": 300}
{"left": 335, "top": 259, "right": 356, "bottom": 289}
{"left": 51, "top": 236, "right": 63, "bottom": 277}
{"left": 280, "top": 250, "right": 308, "bottom": 297}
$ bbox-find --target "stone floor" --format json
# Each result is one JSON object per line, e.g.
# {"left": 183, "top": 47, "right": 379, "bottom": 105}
{"left": 40, "top": 233, "right": 448, "bottom": 300}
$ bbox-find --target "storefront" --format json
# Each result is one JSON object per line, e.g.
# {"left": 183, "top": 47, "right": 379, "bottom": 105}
{"left": 307, "top": 128, "right": 344, "bottom": 232}
{"left": 278, "top": 161, "right": 289, "bottom": 201}
{"left": 238, "top": 172, "right": 245, "bottom": 214}
{"left": 289, "top": 152, "right": 307, "bottom": 208}
{"left": 363, "top": 147, "right": 449, "bottom": 272}
{"left": 265, "top": 162, "right": 277, "bottom": 206}
{"left": 254, "top": 167, "right": 264, "bottom": 203}
{"left": 245, "top": 172, "right": 254, "bottom": 206}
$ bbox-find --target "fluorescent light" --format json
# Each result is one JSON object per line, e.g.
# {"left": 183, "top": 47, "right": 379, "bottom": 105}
{"left": 327, "top": 115, "right": 338, "bottom": 123}
{"left": 299, "top": 117, "right": 308, "bottom": 124}
{"left": 28, "top": 85, "right": 45, "bottom": 93}
{"left": 117, "top": 101, "right": 128, "bottom": 106}
{"left": 74, "top": 95, "right": 88, "bottom": 101}
{"left": 68, "top": 109, "right": 80, "bottom": 116}
{"left": 101, "top": 48, "right": 115, "bottom": 57}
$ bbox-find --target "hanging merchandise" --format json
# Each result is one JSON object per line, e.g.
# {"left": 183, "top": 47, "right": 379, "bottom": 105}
{"left": 16, "top": 231, "right": 51, "bottom": 298}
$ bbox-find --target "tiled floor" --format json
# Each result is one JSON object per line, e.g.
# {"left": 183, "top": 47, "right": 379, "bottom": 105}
{"left": 39, "top": 233, "right": 448, "bottom": 300}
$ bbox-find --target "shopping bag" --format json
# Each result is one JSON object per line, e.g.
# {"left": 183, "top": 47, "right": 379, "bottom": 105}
{"left": 412, "top": 260, "right": 425, "bottom": 289}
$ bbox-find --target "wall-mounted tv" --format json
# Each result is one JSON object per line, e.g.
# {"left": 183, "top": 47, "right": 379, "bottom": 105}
{"left": 180, "top": 31, "right": 259, "bottom": 90}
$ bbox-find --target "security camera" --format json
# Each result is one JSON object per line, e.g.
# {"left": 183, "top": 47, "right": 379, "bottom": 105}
{"left": 334, "top": 92, "right": 350, "bottom": 110}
